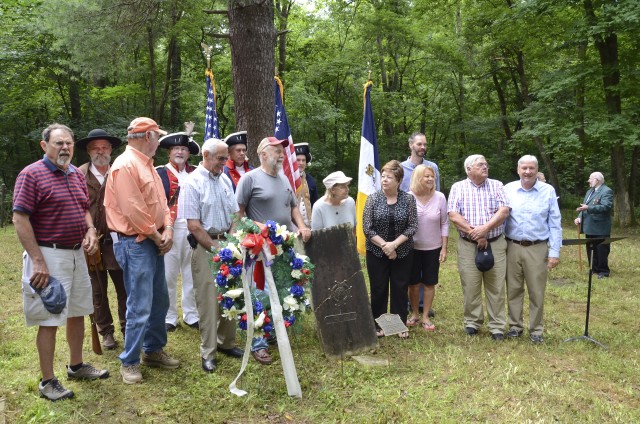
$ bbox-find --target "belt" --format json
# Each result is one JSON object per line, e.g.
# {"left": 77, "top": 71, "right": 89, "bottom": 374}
{"left": 116, "top": 227, "right": 165, "bottom": 239}
{"left": 460, "top": 234, "right": 502, "bottom": 244}
{"left": 505, "top": 237, "right": 547, "bottom": 247}
{"left": 38, "top": 242, "right": 81, "bottom": 250}
{"left": 207, "top": 230, "right": 226, "bottom": 240}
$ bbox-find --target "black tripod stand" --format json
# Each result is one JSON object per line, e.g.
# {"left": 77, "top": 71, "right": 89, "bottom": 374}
{"left": 561, "top": 237, "right": 623, "bottom": 349}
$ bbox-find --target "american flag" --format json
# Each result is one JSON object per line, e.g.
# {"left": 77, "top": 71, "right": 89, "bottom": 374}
{"left": 274, "top": 77, "right": 300, "bottom": 191}
{"left": 204, "top": 69, "right": 220, "bottom": 140}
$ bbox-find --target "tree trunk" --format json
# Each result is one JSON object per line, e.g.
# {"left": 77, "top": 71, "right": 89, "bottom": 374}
{"left": 574, "top": 41, "right": 587, "bottom": 195}
{"left": 630, "top": 146, "right": 639, "bottom": 207}
{"left": 69, "top": 76, "right": 81, "bottom": 128}
{"left": 147, "top": 25, "right": 157, "bottom": 120}
{"left": 275, "top": 0, "right": 292, "bottom": 79}
{"left": 584, "top": 0, "right": 633, "bottom": 226}
{"left": 228, "top": 0, "right": 276, "bottom": 167}
{"left": 491, "top": 69, "right": 512, "bottom": 144}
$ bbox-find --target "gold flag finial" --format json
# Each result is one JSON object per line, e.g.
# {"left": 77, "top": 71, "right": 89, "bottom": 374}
{"left": 201, "top": 43, "right": 213, "bottom": 69}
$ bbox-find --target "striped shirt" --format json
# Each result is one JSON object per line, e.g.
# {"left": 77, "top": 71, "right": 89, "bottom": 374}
{"left": 13, "top": 156, "right": 89, "bottom": 245}
{"left": 447, "top": 177, "right": 508, "bottom": 240}
{"left": 177, "top": 165, "right": 239, "bottom": 233}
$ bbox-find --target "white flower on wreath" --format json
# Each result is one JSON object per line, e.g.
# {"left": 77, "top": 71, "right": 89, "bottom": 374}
{"left": 296, "top": 254, "right": 309, "bottom": 262}
{"left": 228, "top": 243, "right": 242, "bottom": 260}
{"left": 283, "top": 295, "right": 300, "bottom": 312}
{"left": 275, "top": 223, "right": 288, "bottom": 239}
{"left": 222, "top": 305, "right": 245, "bottom": 320}
{"left": 223, "top": 288, "right": 243, "bottom": 299}
{"left": 254, "top": 310, "right": 266, "bottom": 329}
{"left": 233, "top": 229, "right": 246, "bottom": 242}
{"left": 276, "top": 245, "right": 284, "bottom": 255}
{"left": 291, "top": 269, "right": 303, "bottom": 279}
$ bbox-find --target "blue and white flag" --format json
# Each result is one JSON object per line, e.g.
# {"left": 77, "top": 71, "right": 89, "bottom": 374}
{"left": 204, "top": 69, "right": 220, "bottom": 140}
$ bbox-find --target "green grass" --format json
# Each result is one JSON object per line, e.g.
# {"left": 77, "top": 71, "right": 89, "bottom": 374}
{"left": 0, "top": 222, "right": 639, "bottom": 423}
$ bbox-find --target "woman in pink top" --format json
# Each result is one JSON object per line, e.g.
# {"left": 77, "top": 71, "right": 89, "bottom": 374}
{"left": 407, "top": 165, "right": 449, "bottom": 331}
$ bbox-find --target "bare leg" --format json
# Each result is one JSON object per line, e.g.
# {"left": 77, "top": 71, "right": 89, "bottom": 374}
{"left": 422, "top": 285, "right": 436, "bottom": 324}
{"left": 37, "top": 326, "right": 57, "bottom": 380}
{"left": 408, "top": 284, "right": 421, "bottom": 323}
{"left": 67, "top": 316, "right": 85, "bottom": 366}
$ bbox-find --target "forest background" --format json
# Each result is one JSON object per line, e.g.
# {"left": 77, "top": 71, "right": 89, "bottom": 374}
{"left": 1, "top": 0, "right": 639, "bottom": 226}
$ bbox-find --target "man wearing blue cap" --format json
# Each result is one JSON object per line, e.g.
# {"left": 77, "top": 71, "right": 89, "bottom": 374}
{"left": 14, "top": 123, "right": 109, "bottom": 401}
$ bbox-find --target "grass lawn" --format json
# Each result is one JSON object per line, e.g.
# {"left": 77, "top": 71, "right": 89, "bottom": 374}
{"left": 0, "top": 219, "right": 638, "bottom": 423}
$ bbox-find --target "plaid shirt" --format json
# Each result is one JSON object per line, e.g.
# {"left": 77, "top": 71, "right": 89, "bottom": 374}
{"left": 447, "top": 177, "right": 508, "bottom": 240}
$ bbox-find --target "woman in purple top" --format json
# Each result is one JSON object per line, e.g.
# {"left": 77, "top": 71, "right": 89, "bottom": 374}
{"left": 407, "top": 165, "right": 449, "bottom": 331}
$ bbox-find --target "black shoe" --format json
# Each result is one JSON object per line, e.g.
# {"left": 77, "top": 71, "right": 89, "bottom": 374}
{"left": 506, "top": 328, "right": 523, "bottom": 338}
{"left": 201, "top": 357, "right": 216, "bottom": 373}
{"left": 530, "top": 334, "right": 544, "bottom": 344}
{"left": 428, "top": 308, "right": 435, "bottom": 318}
{"left": 165, "top": 323, "right": 177, "bottom": 332}
{"left": 492, "top": 333, "right": 505, "bottom": 341}
{"left": 186, "top": 321, "right": 199, "bottom": 329}
{"left": 464, "top": 327, "right": 478, "bottom": 336}
{"left": 218, "top": 346, "right": 244, "bottom": 358}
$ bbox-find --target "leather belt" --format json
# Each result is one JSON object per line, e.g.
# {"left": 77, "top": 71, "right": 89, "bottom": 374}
{"left": 38, "top": 242, "right": 81, "bottom": 250}
{"left": 505, "top": 237, "right": 547, "bottom": 247}
{"left": 460, "top": 234, "right": 502, "bottom": 244}
{"left": 116, "top": 227, "right": 164, "bottom": 239}
{"left": 207, "top": 230, "right": 226, "bottom": 240}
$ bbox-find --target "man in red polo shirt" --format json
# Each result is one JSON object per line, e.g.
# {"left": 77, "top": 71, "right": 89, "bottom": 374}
{"left": 13, "top": 123, "right": 109, "bottom": 401}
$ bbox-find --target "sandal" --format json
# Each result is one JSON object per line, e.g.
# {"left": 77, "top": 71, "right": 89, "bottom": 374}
{"left": 398, "top": 331, "right": 409, "bottom": 339}
{"left": 376, "top": 329, "right": 385, "bottom": 338}
{"left": 406, "top": 316, "right": 420, "bottom": 327}
{"left": 422, "top": 322, "right": 436, "bottom": 332}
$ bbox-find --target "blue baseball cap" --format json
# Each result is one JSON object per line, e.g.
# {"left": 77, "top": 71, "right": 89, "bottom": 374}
{"left": 32, "top": 277, "right": 67, "bottom": 314}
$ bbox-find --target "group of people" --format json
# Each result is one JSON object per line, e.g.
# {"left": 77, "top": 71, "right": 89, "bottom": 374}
{"left": 14, "top": 121, "right": 613, "bottom": 402}
{"left": 360, "top": 133, "right": 613, "bottom": 346}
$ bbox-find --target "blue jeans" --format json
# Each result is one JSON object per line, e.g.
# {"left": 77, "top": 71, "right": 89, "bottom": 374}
{"left": 114, "top": 236, "right": 169, "bottom": 365}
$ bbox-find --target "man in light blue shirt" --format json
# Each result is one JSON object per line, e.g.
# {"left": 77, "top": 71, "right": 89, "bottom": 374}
{"left": 504, "top": 155, "right": 561, "bottom": 344}
{"left": 399, "top": 132, "right": 440, "bottom": 192}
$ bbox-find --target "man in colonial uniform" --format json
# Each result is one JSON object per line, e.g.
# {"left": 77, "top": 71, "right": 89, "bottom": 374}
{"left": 156, "top": 125, "right": 201, "bottom": 331}
{"left": 77, "top": 129, "right": 127, "bottom": 350}
{"left": 294, "top": 143, "right": 318, "bottom": 228}
{"left": 223, "top": 131, "right": 252, "bottom": 191}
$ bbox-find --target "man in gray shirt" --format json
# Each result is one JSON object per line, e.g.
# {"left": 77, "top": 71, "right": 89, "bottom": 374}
{"left": 235, "top": 136, "right": 311, "bottom": 365}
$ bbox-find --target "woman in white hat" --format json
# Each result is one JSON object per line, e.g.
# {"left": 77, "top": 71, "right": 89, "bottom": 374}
{"left": 311, "top": 171, "right": 356, "bottom": 231}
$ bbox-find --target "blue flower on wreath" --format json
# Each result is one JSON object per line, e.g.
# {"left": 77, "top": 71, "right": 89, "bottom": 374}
{"left": 221, "top": 297, "right": 235, "bottom": 309}
{"left": 229, "top": 266, "right": 242, "bottom": 278}
{"left": 285, "top": 315, "right": 296, "bottom": 325}
{"left": 253, "top": 300, "right": 264, "bottom": 314}
{"left": 290, "top": 285, "right": 304, "bottom": 297}
{"left": 270, "top": 234, "right": 284, "bottom": 245}
{"left": 263, "top": 324, "right": 273, "bottom": 333}
{"left": 219, "top": 248, "right": 233, "bottom": 262}
{"left": 291, "top": 257, "right": 304, "bottom": 270}
{"left": 287, "top": 248, "right": 296, "bottom": 259}
{"left": 216, "top": 274, "right": 228, "bottom": 287}
{"left": 239, "top": 320, "right": 247, "bottom": 330}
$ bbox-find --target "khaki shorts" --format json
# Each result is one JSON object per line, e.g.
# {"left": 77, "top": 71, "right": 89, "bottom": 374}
{"left": 22, "top": 247, "right": 93, "bottom": 327}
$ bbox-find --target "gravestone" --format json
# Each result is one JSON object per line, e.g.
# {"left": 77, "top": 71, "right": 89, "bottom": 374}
{"left": 305, "top": 224, "right": 378, "bottom": 358}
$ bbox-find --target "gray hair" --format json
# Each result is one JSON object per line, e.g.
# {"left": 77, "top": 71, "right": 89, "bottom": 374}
{"left": 126, "top": 132, "right": 147, "bottom": 140}
{"left": 591, "top": 172, "right": 605, "bottom": 184}
{"left": 518, "top": 155, "right": 538, "bottom": 167}
{"left": 42, "top": 123, "right": 74, "bottom": 142}
{"left": 463, "top": 154, "right": 485, "bottom": 174}
{"left": 202, "top": 138, "right": 227, "bottom": 154}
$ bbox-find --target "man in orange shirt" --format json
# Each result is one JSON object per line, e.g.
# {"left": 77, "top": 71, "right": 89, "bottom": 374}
{"left": 105, "top": 117, "right": 180, "bottom": 384}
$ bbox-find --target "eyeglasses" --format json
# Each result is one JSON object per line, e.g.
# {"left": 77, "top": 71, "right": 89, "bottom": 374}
{"left": 475, "top": 163, "right": 489, "bottom": 169}
{"left": 50, "top": 140, "right": 75, "bottom": 148}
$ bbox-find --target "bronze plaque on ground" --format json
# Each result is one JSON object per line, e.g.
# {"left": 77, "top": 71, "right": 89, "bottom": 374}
{"left": 305, "top": 224, "right": 378, "bottom": 358}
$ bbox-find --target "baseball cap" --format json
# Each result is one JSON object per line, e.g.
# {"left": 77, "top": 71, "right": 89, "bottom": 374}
{"left": 257, "top": 136, "right": 289, "bottom": 154}
{"left": 31, "top": 276, "right": 67, "bottom": 314}
{"left": 323, "top": 171, "right": 353, "bottom": 189}
{"left": 475, "top": 244, "right": 495, "bottom": 272}
{"left": 127, "top": 117, "right": 167, "bottom": 136}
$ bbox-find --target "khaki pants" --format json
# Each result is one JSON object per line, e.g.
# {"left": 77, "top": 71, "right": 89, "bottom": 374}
{"left": 457, "top": 236, "right": 507, "bottom": 334}
{"left": 191, "top": 244, "right": 237, "bottom": 360}
{"left": 506, "top": 241, "right": 549, "bottom": 336}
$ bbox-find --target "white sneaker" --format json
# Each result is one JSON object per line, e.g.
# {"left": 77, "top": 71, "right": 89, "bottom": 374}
{"left": 120, "top": 364, "right": 143, "bottom": 384}
{"left": 39, "top": 378, "right": 74, "bottom": 401}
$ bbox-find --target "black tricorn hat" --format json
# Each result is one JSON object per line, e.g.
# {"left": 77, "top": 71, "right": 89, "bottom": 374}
{"left": 159, "top": 133, "right": 201, "bottom": 155}
{"left": 76, "top": 129, "right": 122, "bottom": 151}
{"left": 224, "top": 131, "right": 248, "bottom": 147}
{"left": 294, "top": 142, "right": 312, "bottom": 163}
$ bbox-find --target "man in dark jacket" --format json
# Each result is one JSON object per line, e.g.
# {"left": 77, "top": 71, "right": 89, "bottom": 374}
{"left": 575, "top": 172, "right": 614, "bottom": 278}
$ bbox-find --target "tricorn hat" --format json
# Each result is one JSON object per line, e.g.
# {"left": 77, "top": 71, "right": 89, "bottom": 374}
{"left": 159, "top": 122, "right": 201, "bottom": 155}
{"left": 76, "top": 129, "right": 122, "bottom": 151}
{"left": 294, "top": 143, "right": 312, "bottom": 163}
{"left": 224, "top": 131, "right": 248, "bottom": 147}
